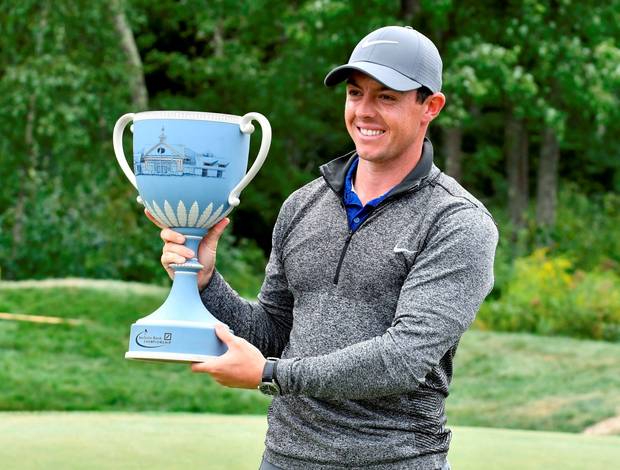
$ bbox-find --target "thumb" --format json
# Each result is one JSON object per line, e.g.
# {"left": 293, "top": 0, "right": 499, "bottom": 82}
{"left": 214, "top": 322, "right": 236, "bottom": 346}
{"left": 144, "top": 208, "right": 166, "bottom": 229}
{"left": 202, "top": 218, "right": 230, "bottom": 252}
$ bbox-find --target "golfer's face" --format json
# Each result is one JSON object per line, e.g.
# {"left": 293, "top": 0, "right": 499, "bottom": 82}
{"left": 344, "top": 72, "right": 427, "bottom": 165}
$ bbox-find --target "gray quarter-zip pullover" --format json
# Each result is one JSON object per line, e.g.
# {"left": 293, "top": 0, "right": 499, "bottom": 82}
{"left": 201, "top": 138, "right": 498, "bottom": 469}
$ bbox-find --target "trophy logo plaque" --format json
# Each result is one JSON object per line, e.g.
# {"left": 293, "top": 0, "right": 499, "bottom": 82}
{"left": 112, "top": 110, "right": 271, "bottom": 363}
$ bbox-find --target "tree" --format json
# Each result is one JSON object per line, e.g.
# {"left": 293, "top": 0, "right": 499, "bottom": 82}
{"left": 111, "top": 0, "right": 148, "bottom": 110}
{"left": 1, "top": 0, "right": 619, "bottom": 281}
{"left": 506, "top": 0, "right": 620, "bottom": 230}
{"left": 0, "top": 0, "right": 147, "bottom": 279}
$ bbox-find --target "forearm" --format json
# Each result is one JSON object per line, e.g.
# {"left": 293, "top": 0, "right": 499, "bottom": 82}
{"left": 200, "top": 271, "right": 292, "bottom": 357}
{"left": 276, "top": 312, "right": 465, "bottom": 400}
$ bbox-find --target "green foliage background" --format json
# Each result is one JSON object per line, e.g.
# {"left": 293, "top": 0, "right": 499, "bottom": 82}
{"left": 0, "top": 1, "right": 619, "bottom": 340}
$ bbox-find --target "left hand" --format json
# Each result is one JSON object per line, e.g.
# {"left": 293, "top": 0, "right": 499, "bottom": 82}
{"left": 191, "top": 323, "right": 266, "bottom": 389}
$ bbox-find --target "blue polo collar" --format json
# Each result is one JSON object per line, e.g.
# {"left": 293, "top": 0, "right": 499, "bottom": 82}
{"left": 320, "top": 137, "right": 435, "bottom": 199}
{"left": 343, "top": 157, "right": 393, "bottom": 231}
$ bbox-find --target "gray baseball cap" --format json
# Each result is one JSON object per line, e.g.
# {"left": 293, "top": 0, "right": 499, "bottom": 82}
{"left": 324, "top": 26, "right": 442, "bottom": 93}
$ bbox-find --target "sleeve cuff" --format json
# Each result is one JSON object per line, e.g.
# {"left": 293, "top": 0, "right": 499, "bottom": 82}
{"left": 274, "top": 357, "right": 297, "bottom": 396}
{"left": 199, "top": 270, "right": 225, "bottom": 296}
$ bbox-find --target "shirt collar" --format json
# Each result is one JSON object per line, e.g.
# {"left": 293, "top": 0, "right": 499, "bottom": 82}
{"left": 343, "top": 157, "right": 394, "bottom": 207}
{"left": 320, "top": 137, "right": 435, "bottom": 199}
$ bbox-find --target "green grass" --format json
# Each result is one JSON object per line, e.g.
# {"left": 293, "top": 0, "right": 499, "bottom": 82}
{"left": 449, "top": 329, "right": 620, "bottom": 432}
{"left": 0, "top": 412, "right": 618, "bottom": 470}
{"left": 0, "top": 280, "right": 618, "bottom": 433}
{"left": 0, "top": 280, "right": 270, "bottom": 414}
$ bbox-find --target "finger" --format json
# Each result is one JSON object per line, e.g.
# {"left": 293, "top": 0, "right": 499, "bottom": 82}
{"left": 161, "top": 252, "right": 188, "bottom": 266}
{"left": 144, "top": 209, "right": 166, "bottom": 229}
{"left": 214, "top": 323, "right": 237, "bottom": 347}
{"left": 202, "top": 218, "right": 230, "bottom": 252}
{"left": 160, "top": 228, "right": 185, "bottom": 244}
{"left": 191, "top": 359, "right": 216, "bottom": 374}
{"left": 163, "top": 242, "right": 194, "bottom": 259}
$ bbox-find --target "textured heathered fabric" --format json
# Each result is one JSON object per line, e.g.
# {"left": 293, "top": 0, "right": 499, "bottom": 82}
{"left": 201, "top": 138, "right": 498, "bottom": 469}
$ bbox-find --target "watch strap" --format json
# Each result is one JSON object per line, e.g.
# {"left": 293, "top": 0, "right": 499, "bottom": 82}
{"left": 259, "top": 358, "right": 281, "bottom": 396}
{"left": 262, "top": 358, "right": 277, "bottom": 383}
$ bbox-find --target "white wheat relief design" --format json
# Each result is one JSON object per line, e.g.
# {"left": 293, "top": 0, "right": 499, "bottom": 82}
{"left": 196, "top": 203, "right": 213, "bottom": 226}
{"left": 146, "top": 200, "right": 225, "bottom": 229}
{"left": 176, "top": 201, "right": 188, "bottom": 226}
{"left": 164, "top": 201, "right": 179, "bottom": 226}
{"left": 187, "top": 202, "right": 200, "bottom": 226}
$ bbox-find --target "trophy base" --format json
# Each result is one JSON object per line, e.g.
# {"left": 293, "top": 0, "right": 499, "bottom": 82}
{"left": 125, "top": 320, "right": 228, "bottom": 364}
{"left": 125, "top": 350, "right": 219, "bottom": 364}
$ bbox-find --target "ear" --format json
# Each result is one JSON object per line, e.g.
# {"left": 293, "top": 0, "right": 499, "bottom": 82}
{"left": 422, "top": 92, "right": 446, "bottom": 124}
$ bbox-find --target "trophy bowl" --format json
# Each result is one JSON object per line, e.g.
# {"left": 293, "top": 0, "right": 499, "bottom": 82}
{"left": 113, "top": 110, "right": 271, "bottom": 363}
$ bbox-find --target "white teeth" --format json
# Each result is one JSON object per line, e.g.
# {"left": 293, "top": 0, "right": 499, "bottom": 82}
{"left": 359, "top": 127, "right": 385, "bottom": 136}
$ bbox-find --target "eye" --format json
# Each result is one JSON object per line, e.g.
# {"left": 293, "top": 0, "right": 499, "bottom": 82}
{"left": 379, "top": 93, "right": 397, "bottom": 102}
{"left": 347, "top": 88, "right": 362, "bottom": 97}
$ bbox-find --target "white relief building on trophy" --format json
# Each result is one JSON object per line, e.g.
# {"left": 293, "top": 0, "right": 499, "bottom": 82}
{"left": 134, "top": 127, "right": 229, "bottom": 178}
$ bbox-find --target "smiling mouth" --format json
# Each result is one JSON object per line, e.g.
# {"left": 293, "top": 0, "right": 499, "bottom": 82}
{"left": 358, "top": 127, "right": 385, "bottom": 137}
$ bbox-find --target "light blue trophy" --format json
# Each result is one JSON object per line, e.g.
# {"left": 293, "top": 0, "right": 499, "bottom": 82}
{"left": 113, "top": 111, "right": 270, "bottom": 363}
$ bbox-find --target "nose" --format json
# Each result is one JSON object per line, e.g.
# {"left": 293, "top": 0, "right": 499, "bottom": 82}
{"left": 356, "top": 94, "right": 376, "bottom": 119}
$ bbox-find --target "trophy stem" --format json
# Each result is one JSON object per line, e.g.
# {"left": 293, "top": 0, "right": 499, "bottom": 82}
{"left": 172, "top": 234, "right": 204, "bottom": 272}
{"left": 125, "top": 230, "right": 229, "bottom": 362}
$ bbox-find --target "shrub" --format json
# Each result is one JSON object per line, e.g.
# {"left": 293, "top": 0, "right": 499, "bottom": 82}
{"left": 552, "top": 185, "right": 620, "bottom": 271}
{"left": 217, "top": 232, "right": 266, "bottom": 298}
{"left": 477, "top": 248, "right": 620, "bottom": 341}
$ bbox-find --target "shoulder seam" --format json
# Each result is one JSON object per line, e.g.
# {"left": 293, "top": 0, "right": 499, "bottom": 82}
{"left": 431, "top": 176, "right": 478, "bottom": 208}
{"left": 431, "top": 174, "right": 497, "bottom": 226}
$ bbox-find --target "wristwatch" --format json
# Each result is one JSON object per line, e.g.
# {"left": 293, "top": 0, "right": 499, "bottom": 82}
{"left": 258, "top": 357, "right": 281, "bottom": 396}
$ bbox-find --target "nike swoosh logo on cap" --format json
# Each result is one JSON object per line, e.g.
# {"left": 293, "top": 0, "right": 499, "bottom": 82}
{"left": 361, "top": 39, "right": 399, "bottom": 48}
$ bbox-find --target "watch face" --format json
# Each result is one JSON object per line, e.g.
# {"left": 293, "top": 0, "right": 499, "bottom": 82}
{"left": 259, "top": 382, "right": 280, "bottom": 396}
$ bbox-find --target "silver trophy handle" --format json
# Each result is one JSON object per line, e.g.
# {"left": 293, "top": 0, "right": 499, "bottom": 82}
{"left": 229, "top": 112, "right": 272, "bottom": 207}
{"left": 113, "top": 113, "right": 138, "bottom": 190}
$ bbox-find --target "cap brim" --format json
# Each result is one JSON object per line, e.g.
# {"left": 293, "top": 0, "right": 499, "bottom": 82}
{"left": 324, "top": 61, "right": 423, "bottom": 92}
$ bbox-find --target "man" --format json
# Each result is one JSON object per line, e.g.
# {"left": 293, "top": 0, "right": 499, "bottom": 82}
{"left": 156, "top": 26, "right": 497, "bottom": 469}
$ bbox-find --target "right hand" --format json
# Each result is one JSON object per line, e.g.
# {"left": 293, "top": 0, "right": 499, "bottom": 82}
{"left": 146, "top": 209, "right": 230, "bottom": 290}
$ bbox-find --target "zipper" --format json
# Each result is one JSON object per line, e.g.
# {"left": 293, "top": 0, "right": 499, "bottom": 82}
{"left": 331, "top": 182, "right": 426, "bottom": 285}
{"left": 332, "top": 202, "right": 393, "bottom": 285}
{"left": 333, "top": 230, "right": 354, "bottom": 284}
